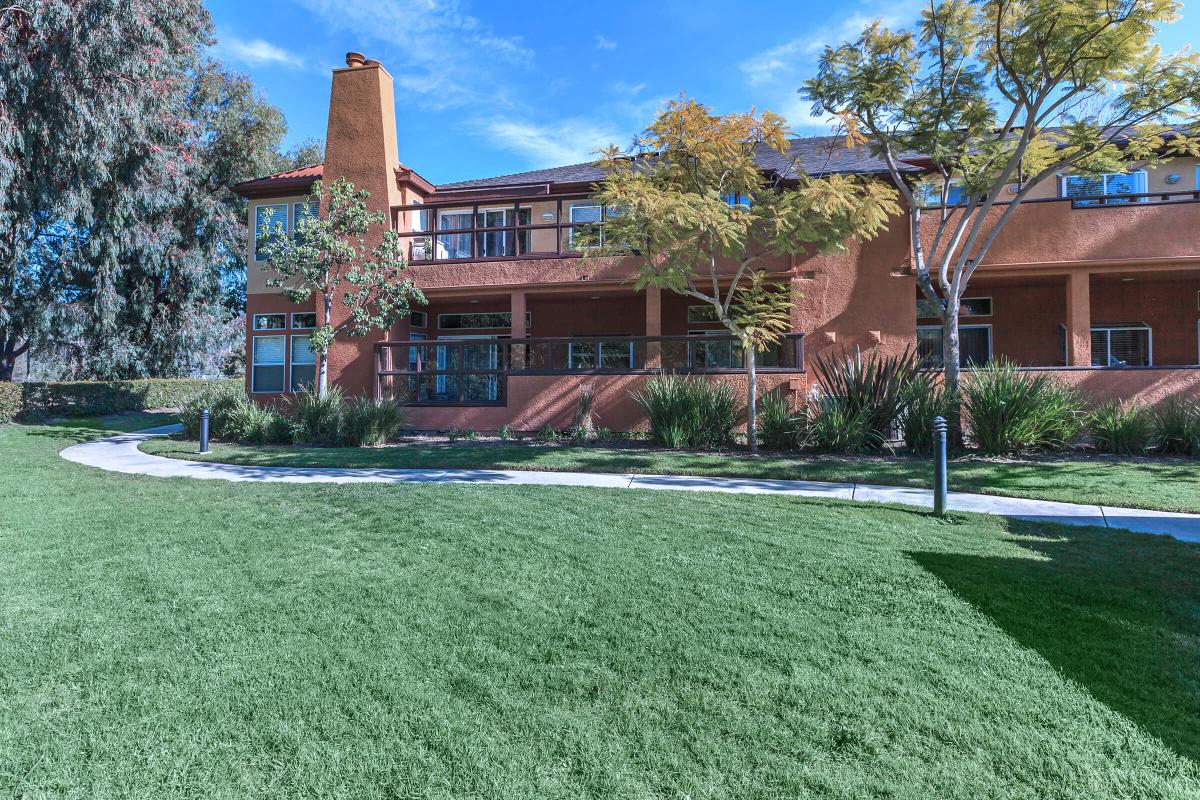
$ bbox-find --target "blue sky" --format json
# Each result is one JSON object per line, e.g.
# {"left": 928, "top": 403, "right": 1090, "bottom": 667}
{"left": 207, "top": 0, "right": 1200, "bottom": 185}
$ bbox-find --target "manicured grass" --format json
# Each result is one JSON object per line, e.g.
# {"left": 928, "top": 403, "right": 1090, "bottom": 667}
{"left": 144, "top": 434, "right": 1200, "bottom": 514}
{"left": 3, "top": 416, "right": 1199, "bottom": 797}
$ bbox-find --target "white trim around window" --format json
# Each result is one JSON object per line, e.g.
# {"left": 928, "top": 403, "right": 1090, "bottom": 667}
{"left": 1092, "top": 324, "right": 1152, "bottom": 367}
{"left": 254, "top": 204, "right": 289, "bottom": 261}
{"left": 253, "top": 313, "right": 286, "bottom": 331}
{"left": 251, "top": 335, "right": 286, "bottom": 394}
{"left": 290, "top": 312, "right": 317, "bottom": 330}
{"left": 1059, "top": 170, "right": 1148, "bottom": 202}
{"left": 288, "top": 335, "right": 316, "bottom": 393}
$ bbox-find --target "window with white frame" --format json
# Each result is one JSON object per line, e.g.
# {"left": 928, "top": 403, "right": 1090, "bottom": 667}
{"left": 1060, "top": 171, "right": 1147, "bottom": 205}
{"left": 251, "top": 335, "right": 286, "bottom": 393}
{"left": 291, "top": 312, "right": 317, "bottom": 329}
{"left": 289, "top": 336, "right": 316, "bottom": 392}
{"left": 1091, "top": 325, "right": 1151, "bottom": 367}
{"left": 254, "top": 204, "right": 288, "bottom": 260}
{"left": 915, "top": 178, "right": 971, "bottom": 207}
{"left": 917, "top": 324, "right": 992, "bottom": 368}
{"left": 916, "top": 297, "right": 991, "bottom": 318}
{"left": 253, "top": 313, "right": 286, "bottom": 330}
{"left": 476, "top": 206, "right": 531, "bottom": 257}
{"left": 567, "top": 203, "right": 602, "bottom": 249}
{"left": 292, "top": 201, "right": 319, "bottom": 243}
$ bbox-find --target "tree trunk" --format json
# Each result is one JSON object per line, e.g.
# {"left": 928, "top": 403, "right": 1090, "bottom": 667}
{"left": 746, "top": 345, "right": 758, "bottom": 454}
{"left": 317, "top": 352, "right": 329, "bottom": 397}
{"left": 0, "top": 333, "right": 17, "bottom": 382}
{"left": 942, "top": 312, "right": 963, "bottom": 448}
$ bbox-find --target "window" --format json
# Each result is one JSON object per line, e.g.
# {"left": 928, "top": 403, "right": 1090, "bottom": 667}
{"left": 687, "top": 305, "right": 721, "bottom": 324}
{"left": 1091, "top": 325, "right": 1151, "bottom": 367}
{"left": 407, "top": 332, "right": 427, "bottom": 372}
{"left": 438, "top": 312, "right": 530, "bottom": 330}
{"left": 291, "top": 312, "right": 317, "bottom": 329}
{"left": 916, "top": 178, "right": 971, "bottom": 207}
{"left": 568, "top": 338, "right": 634, "bottom": 370}
{"left": 476, "top": 207, "right": 531, "bottom": 257}
{"left": 567, "top": 203, "right": 602, "bottom": 249}
{"left": 253, "top": 313, "right": 285, "bottom": 330}
{"left": 254, "top": 204, "right": 288, "bottom": 260}
{"left": 293, "top": 201, "right": 319, "bottom": 242}
{"left": 722, "top": 193, "right": 752, "bottom": 209}
{"left": 410, "top": 311, "right": 427, "bottom": 329}
{"left": 251, "top": 336, "right": 286, "bottom": 393}
{"left": 690, "top": 330, "right": 744, "bottom": 369}
{"left": 437, "top": 209, "right": 474, "bottom": 259}
{"left": 1061, "top": 171, "right": 1147, "bottom": 205}
{"left": 917, "top": 325, "right": 991, "bottom": 368}
{"left": 289, "top": 336, "right": 316, "bottom": 392}
{"left": 916, "top": 297, "right": 990, "bottom": 318}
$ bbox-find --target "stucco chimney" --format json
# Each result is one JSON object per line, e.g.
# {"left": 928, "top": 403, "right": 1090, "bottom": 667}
{"left": 322, "top": 55, "right": 403, "bottom": 218}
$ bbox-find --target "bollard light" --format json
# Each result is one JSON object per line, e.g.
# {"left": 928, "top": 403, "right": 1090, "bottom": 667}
{"left": 200, "top": 408, "right": 210, "bottom": 454}
{"left": 932, "top": 415, "right": 948, "bottom": 517}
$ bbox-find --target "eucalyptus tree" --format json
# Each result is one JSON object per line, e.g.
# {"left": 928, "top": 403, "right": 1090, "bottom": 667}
{"left": 588, "top": 98, "right": 899, "bottom": 450}
{"left": 804, "top": 0, "right": 1200, "bottom": 412}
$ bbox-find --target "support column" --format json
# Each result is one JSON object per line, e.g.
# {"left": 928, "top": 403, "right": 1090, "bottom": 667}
{"left": 1066, "top": 271, "right": 1092, "bottom": 367}
{"left": 510, "top": 290, "right": 527, "bottom": 369}
{"left": 645, "top": 286, "right": 662, "bottom": 369}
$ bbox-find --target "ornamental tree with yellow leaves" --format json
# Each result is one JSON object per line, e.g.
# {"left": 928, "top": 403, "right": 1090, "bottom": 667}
{"left": 586, "top": 98, "right": 899, "bottom": 451}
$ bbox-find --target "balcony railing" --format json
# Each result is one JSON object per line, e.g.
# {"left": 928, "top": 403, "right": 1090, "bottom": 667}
{"left": 374, "top": 334, "right": 805, "bottom": 405}
{"left": 391, "top": 195, "right": 617, "bottom": 264}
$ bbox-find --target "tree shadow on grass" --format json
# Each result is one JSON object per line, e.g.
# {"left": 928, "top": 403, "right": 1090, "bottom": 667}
{"left": 909, "top": 520, "right": 1200, "bottom": 763}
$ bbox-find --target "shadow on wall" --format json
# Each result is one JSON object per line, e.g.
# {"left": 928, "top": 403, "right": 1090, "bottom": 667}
{"left": 908, "top": 517, "right": 1200, "bottom": 763}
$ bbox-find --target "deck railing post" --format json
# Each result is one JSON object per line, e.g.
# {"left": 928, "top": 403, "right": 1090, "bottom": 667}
{"left": 932, "top": 415, "right": 948, "bottom": 517}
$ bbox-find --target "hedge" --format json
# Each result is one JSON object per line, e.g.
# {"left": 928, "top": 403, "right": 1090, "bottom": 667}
{"left": 10, "top": 378, "right": 241, "bottom": 420}
{"left": 0, "top": 381, "right": 20, "bottom": 424}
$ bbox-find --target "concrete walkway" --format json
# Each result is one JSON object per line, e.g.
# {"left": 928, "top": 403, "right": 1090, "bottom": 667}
{"left": 61, "top": 424, "right": 1200, "bottom": 543}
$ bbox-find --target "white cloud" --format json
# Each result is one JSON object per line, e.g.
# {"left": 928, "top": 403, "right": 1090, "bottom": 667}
{"left": 610, "top": 80, "right": 646, "bottom": 96}
{"left": 476, "top": 117, "right": 627, "bottom": 167}
{"left": 594, "top": 34, "right": 617, "bottom": 51}
{"left": 293, "top": 0, "right": 532, "bottom": 106}
{"left": 737, "top": 1, "right": 924, "bottom": 131}
{"left": 217, "top": 36, "right": 305, "bottom": 69}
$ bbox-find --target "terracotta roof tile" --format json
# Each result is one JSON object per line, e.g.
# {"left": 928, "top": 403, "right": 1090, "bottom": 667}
{"left": 233, "top": 164, "right": 324, "bottom": 196}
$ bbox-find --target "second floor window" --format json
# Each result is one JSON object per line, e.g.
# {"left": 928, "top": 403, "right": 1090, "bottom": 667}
{"left": 1061, "top": 171, "right": 1147, "bottom": 205}
{"left": 915, "top": 179, "right": 970, "bottom": 208}
{"left": 255, "top": 204, "right": 288, "bottom": 261}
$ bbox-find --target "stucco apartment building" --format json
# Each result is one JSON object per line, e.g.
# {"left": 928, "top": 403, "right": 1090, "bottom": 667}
{"left": 235, "top": 54, "right": 1200, "bottom": 431}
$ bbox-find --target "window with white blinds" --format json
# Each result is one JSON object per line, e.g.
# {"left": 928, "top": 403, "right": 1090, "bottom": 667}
{"left": 252, "top": 335, "right": 286, "bottom": 393}
{"left": 1091, "top": 326, "right": 1151, "bottom": 367}
{"left": 290, "top": 336, "right": 316, "bottom": 392}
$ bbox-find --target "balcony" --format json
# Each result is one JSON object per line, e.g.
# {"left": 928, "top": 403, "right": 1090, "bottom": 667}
{"left": 374, "top": 334, "right": 805, "bottom": 405}
{"left": 393, "top": 195, "right": 619, "bottom": 264}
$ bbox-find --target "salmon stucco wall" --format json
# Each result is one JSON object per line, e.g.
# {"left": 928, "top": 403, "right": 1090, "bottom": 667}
{"left": 396, "top": 372, "right": 805, "bottom": 433}
{"left": 1035, "top": 367, "right": 1200, "bottom": 406}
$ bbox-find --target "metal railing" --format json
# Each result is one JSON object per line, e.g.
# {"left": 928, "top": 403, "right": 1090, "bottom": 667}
{"left": 374, "top": 334, "right": 805, "bottom": 405}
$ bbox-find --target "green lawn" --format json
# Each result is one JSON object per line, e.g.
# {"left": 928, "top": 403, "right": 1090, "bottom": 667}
{"left": 144, "top": 434, "right": 1200, "bottom": 513}
{"left": 3, "top": 416, "right": 1199, "bottom": 797}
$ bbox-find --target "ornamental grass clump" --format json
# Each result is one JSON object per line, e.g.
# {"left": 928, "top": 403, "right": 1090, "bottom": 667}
{"left": 811, "top": 347, "right": 922, "bottom": 451}
{"left": 341, "top": 397, "right": 407, "bottom": 447}
{"left": 288, "top": 385, "right": 345, "bottom": 446}
{"left": 757, "top": 388, "right": 802, "bottom": 450}
{"left": 901, "top": 375, "right": 958, "bottom": 454}
{"left": 962, "top": 361, "right": 1084, "bottom": 455}
{"left": 806, "top": 398, "right": 872, "bottom": 454}
{"left": 633, "top": 373, "right": 738, "bottom": 449}
{"left": 224, "top": 396, "right": 290, "bottom": 445}
{"left": 1088, "top": 400, "right": 1153, "bottom": 455}
{"left": 1151, "top": 398, "right": 1200, "bottom": 455}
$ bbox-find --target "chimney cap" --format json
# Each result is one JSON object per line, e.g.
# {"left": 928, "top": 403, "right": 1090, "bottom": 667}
{"left": 345, "top": 52, "right": 367, "bottom": 67}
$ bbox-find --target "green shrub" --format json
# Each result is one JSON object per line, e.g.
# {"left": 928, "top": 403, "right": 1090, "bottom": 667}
{"left": 806, "top": 399, "right": 871, "bottom": 454}
{"left": 571, "top": 382, "right": 596, "bottom": 438}
{"left": 963, "top": 361, "right": 1084, "bottom": 455}
{"left": 538, "top": 425, "right": 559, "bottom": 442}
{"left": 20, "top": 378, "right": 240, "bottom": 418}
{"left": 594, "top": 426, "right": 613, "bottom": 441}
{"left": 497, "top": 423, "right": 517, "bottom": 440}
{"left": 1151, "top": 398, "right": 1200, "bottom": 455}
{"left": 811, "top": 347, "right": 922, "bottom": 450}
{"left": 901, "top": 376, "right": 958, "bottom": 454}
{"left": 569, "top": 424, "right": 590, "bottom": 443}
{"left": 758, "top": 388, "right": 801, "bottom": 450}
{"left": 224, "top": 396, "right": 290, "bottom": 445}
{"left": 632, "top": 373, "right": 738, "bottom": 449}
{"left": 342, "top": 398, "right": 407, "bottom": 447}
{"left": 0, "top": 382, "right": 21, "bottom": 424}
{"left": 288, "top": 386, "right": 345, "bottom": 446}
{"left": 1088, "top": 400, "right": 1152, "bottom": 455}
{"left": 179, "top": 384, "right": 244, "bottom": 439}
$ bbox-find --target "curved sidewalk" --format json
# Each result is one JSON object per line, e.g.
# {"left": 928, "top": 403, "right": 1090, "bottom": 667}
{"left": 62, "top": 425, "right": 1200, "bottom": 543}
